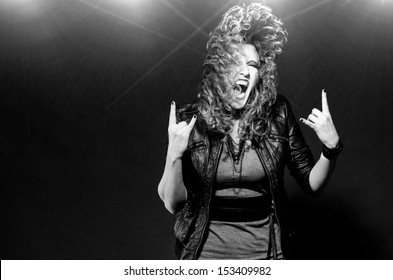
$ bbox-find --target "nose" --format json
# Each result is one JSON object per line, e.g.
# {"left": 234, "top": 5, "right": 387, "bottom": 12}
{"left": 239, "top": 63, "right": 250, "bottom": 78}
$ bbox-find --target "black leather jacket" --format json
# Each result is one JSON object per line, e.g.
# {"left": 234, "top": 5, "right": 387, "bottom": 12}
{"left": 174, "top": 95, "right": 315, "bottom": 259}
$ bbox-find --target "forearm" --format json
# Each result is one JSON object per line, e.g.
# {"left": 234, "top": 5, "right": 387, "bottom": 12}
{"left": 309, "top": 153, "right": 337, "bottom": 192}
{"left": 157, "top": 155, "right": 187, "bottom": 214}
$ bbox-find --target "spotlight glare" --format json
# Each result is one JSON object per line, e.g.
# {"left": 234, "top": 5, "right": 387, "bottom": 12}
{"left": 0, "top": 0, "right": 47, "bottom": 19}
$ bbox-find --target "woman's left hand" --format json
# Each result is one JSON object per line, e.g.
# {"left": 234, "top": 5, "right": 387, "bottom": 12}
{"left": 300, "top": 89, "right": 340, "bottom": 148}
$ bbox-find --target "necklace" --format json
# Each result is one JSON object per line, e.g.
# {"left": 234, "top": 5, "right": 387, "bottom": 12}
{"left": 226, "top": 135, "right": 246, "bottom": 194}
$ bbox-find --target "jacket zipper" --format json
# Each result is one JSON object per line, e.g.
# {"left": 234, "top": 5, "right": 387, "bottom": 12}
{"left": 193, "top": 140, "right": 223, "bottom": 259}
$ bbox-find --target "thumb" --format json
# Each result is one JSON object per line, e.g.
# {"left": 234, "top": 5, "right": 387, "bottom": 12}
{"left": 299, "top": 118, "right": 315, "bottom": 129}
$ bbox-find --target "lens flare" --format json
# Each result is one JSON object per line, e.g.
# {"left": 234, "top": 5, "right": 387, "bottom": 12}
{"left": 0, "top": 0, "right": 47, "bottom": 19}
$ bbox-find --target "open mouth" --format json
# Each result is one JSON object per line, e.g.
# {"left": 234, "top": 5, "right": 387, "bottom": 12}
{"left": 232, "top": 80, "right": 249, "bottom": 99}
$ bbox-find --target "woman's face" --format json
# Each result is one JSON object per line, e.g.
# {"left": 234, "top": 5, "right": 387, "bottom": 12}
{"left": 229, "top": 43, "right": 260, "bottom": 110}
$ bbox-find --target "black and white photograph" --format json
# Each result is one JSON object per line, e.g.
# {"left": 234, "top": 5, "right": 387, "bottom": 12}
{"left": 1, "top": 0, "right": 393, "bottom": 262}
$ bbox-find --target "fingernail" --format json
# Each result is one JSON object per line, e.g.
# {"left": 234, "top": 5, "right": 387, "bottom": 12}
{"left": 171, "top": 101, "right": 174, "bottom": 105}
{"left": 299, "top": 118, "right": 303, "bottom": 122}
{"left": 193, "top": 115, "right": 197, "bottom": 119}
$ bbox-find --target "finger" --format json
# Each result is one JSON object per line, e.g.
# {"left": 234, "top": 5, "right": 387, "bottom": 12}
{"left": 177, "top": 121, "right": 188, "bottom": 129}
{"left": 307, "top": 114, "right": 319, "bottom": 124}
{"left": 178, "top": 123, "right": 194, "bottom": 136}
{"left": 169, "top": 101, "right": 177, "bottom": 126}
{"left": 168, "top": 121, "right": 186, "bottom": 135}
{"left": 187, "top": 115, "right": 197, "bottom": 129}
{"left": 299, "top": 118, "right": 315, "bottom": 129}
{"left": 175, "top": 125, "right": 190, "bottom": 135}
{"left": 321, "top": 89, "right": 329, "bottom": 114}
{"left": 311, "top": 108, "right": 323, "bottom": 118}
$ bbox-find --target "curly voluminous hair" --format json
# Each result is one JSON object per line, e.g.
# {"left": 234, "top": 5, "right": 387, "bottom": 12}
{"left": 197, "top": 3, "right": 288, "bottom": 141}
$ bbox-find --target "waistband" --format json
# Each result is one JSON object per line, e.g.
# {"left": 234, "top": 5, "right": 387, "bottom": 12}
{"left": 210, "top": 195, "right": 273, "bottom": 222}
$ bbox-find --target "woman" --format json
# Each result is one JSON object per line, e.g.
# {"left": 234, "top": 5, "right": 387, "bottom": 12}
{"left": 158, "top": 3, "right": 342, "bottom": 259}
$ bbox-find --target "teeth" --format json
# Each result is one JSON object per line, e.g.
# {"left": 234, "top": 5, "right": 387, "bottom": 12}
{"left": 235, "top": 80, "right": 248, "bottom": 93}
{"left": 232, "top": 79, "right": 249, "bottom": 97}
{"left": 235, "top": 92, "right": 246, "bottom": 100}
{"left": 236, "top": 80, "right": 248, "bottom": 86}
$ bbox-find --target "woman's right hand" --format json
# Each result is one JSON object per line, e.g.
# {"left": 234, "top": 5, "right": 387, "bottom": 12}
{"left": 167, "top": 101, "right": 197, "bottom": 161}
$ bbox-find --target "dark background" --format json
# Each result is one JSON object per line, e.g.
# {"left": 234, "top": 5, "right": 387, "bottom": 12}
{"left": 1, "top": 0, "right": 392, "bottom": 259}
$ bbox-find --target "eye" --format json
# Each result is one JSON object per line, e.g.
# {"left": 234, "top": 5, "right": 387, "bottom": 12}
{"left": 247, "top": 61, "right": 261, "bottom": 69}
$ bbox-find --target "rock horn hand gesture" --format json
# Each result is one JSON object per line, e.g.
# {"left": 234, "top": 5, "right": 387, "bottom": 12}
{"left": 167, "top": 101, "right": 197, "bottom": 161}
{"left": 300, "top": 90, "right": 340, "bottom": 149}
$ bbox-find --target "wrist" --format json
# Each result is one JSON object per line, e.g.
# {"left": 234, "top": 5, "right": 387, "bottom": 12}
{"left": 323, "top": 136, "right": 340, "bottom": 149}
{"left": 322, "top": 139, "right": 343, "bottom": 160}
{"left": 166, "top": 149, "right": 183, "bottom": 163}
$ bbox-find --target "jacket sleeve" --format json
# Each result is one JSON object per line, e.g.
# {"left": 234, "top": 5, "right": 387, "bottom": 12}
{"left": 282, "top": 96, "right": 316, "bottom": 195}
{"left": 175, "top": 102, "right": 199, "bottom": 204}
